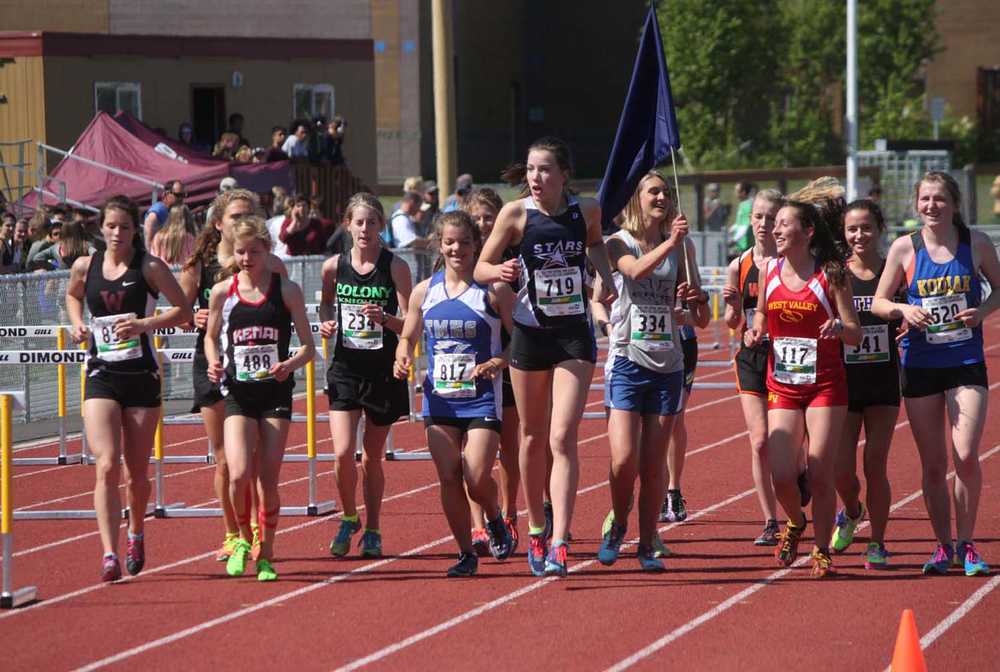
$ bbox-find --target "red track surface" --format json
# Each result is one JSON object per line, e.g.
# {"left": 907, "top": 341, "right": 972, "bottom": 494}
{"left": 3, "top": 322, "right": 1000, "bottom": 671}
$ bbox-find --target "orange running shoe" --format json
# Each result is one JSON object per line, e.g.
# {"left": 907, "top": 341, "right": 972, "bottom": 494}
{"left": 775, "top": 519, "right": 806, "bottom": 567}
{"left": 810, "top": 548, "right": 836, "bottom": 578}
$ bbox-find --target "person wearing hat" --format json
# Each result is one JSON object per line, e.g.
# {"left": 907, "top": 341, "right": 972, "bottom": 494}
{"left": 443, "top": 174, "right": 474, "bottom": 213}
{"left": 143, "top": 180, "right": 185, "bottom": 246}
{"left": 419, "top": 180, "right": 441, "bottom": 235}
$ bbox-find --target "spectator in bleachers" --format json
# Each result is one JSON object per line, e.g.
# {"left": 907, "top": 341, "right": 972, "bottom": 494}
{"left": 144, "top": 179, "right": 185, "bottom": 245}
{"left": 282, "top": 121, "right": 310, "bottom": 160}
{"left": 388, "top": 191, "right": 429, "bottom": 249}
{"left": 31, "top": 218, "right": 94, "bottom": 270}
{"left": 319, "top": 116, "right": 347, "bottom": 166}
{"left": 418, "top": 180, "right": 441, "bottom": 234}
{"left": 227, "top": 112, "right": 251, "bottom": 149}
{"left": 2, "top": 217, "right": 29, "bottom": 273}
{"left": 149, "top": 205, "right": 196, "bottom": 266}
{"left": 442, "top": 173, "right": 473, "bottom": 212}
{"left": 279, "top": 194, "right": 334, "bottom": 256}
{"left": 0, "top": 213, "right": 20, "bottom": 273}
{"left": 727, "top": 181, "right": 755, "bottom": 257}
{"left": 233, "top": 145, "right": 254, "bottom": 164}
{"left": 265, "top": 126, "right": 289, "bottom": 162}
{"left": 26, "top": 213, "right": 59, "bottom": 265}
{"left": 868, "top": 185, "right": 883, "bottom": 204}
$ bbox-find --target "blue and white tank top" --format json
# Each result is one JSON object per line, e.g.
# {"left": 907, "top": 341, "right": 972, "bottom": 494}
{"left": 514, "top": 195, "right": 589, "bottom": 329}
{"left": 421, "top": 272, "right": 502, "bottom": 419}
{"left": 901, "top": 228, "right": 984, "bottom": 367}
{"left": 606, "top": 229, "right": 684, "bottom": 375}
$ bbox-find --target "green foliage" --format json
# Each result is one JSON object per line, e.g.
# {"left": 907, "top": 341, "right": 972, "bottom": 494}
{"left": 655, "top": 0, "right": 977, "bottom": 168}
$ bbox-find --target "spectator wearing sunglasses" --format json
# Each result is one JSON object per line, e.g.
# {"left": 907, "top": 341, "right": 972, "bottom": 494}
{"left": 144, "top": 179, "right": 185, "bottom": 245}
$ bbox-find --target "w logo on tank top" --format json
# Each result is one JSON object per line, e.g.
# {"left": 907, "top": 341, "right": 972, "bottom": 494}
{"left": 100, "top": 290, "right": 127, "bottom": 313}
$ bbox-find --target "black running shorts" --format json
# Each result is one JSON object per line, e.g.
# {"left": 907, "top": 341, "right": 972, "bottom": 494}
{"left": 509, "top": 321, "right": 596, "bottom": 371}
{"left": 326, "top": 362, "right": 409, "bottom": 426}
{"left": 901, "top": 363, "right": 988, "bottom": 399}
{"left": 85, "top": 369, "right": 161, "bottom": 408}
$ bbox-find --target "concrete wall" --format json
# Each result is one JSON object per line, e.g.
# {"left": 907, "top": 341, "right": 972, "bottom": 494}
{"left": 107, "top": 0, "right": 369, "bottom": 39}
{"left": 41, "top": 55, "right": 378, "bottom": 187}
{"left": 926, "top": 0, "right": 1000, "bottom": 119}
{"left": 0, "top": 0, "right": 109, "bottom": 32}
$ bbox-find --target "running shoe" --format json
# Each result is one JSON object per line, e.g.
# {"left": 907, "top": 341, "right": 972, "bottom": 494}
{"left": 256, "top": 558, "right": 278, "bottom": 582}
{"left": 652, "top": 536, "right": 672, "bottom": 558}
{"left": 359, "top": 530, "right": 382, "bottom": 558}
{"left": 775, "top": 519, "right": 806, "bottom": 567}
{"left": 471, "top": 528, "right": 490, "bottom": 558}
{"left": 486, "top": 516, "right": 514, "bottom": 561}
{"left": 504, "top": 516, "right": 519, "bottom": 555}
{"left": 329, "top": 518, "right": 361, "bottom": 557}
{"left": 528, "top": 534, "right": 548, "bottom": 577}
{"left": 658, "top": 495, "right": 671, "bottom": 523}
{"left": 864, "top": 542, "right": 889, "bottom": 570}
{"left": 101, "top": 554, "right": 122, "bottom": 583}
{"left": 637, "top": 545, "right": 666, "bottom": 573}
{"left": 226, "top": 538, "right": 252, "bottom": 577}
{"left": 810, "top": 548, "right": 836, "bottom": 578}
{"left": 601, "top": 508, "right": 615, "bottom": 537}
{"left": 125, "top": 535, "right": 145, "bottom": 576}
{"left": 447, "top": 552, "right": 479, "bottom": 578}
{"left": 216, "top": 533, "right": 239, "bottom": 562}
{"left": 830, "top": 503, "right": 866, "bottom": 553}
{"left": 543, "top": 501, "right": 554, "bottom": 542}
{"left": 598, "top": 520, "right": 627, "bottom": 566}
{"left": 956, "top": 541, "right": 990, "bottom": 577}
{"left": 754, "top": 519, "right": 780, "bottom": 547}
{"left": 544, "top": 541, "right": 569, "bottom": 577}
{"left": 665, "top": 489, "right": 687, "bottom": 523}
{"left": 921, "top": 543, "right": 955, "bottom": 575}
{"left": 250, "top": 524, "right": 261, "bottom": 561}
{"left": 797, "top": 470, "right": 811, "bottom": 507}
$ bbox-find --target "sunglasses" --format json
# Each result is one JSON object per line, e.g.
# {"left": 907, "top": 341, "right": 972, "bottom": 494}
{"left": 170, "top": 191, "right": 186, "bottom": 199}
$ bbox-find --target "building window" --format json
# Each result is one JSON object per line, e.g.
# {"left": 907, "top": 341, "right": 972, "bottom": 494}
{"left": 293, "top": 84, "right": 335, "bottom": 122}
{"left": 94, "top": 82, "right": 142, "bottom": 119}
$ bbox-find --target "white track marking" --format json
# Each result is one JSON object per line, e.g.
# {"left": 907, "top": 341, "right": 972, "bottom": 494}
{"left": 605, "top": 444, "right": 1000, "bottom": 671}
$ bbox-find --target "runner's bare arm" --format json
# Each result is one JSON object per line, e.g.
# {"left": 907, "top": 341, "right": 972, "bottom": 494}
{"left": 394, "top": 279, "right": 428, "bottom": 380}
{"left": 475, "top": 200, "right": 524, "bottom": 285}
{"left": 65, "top": 255, "right": 92, "bottom": 342}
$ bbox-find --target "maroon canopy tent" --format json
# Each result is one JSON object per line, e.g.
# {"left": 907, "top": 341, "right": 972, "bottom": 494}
{"left": 22, "top": 112, "right": 291, "bottom": 211}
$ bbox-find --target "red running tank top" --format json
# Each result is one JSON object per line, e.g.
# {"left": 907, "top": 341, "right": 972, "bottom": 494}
{"left": 763, "top": 258, "right": 845, "bottom": 395}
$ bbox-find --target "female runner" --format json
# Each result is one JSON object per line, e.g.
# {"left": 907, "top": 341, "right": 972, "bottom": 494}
{"left": 745, "top": 199, "right": 861, "bottom": 577}
{"left": 872, "top": 171, "right": 1000, "bottom": 576}
{"left": 828, "top": 199, "right": 900, "bottom": 568}
{"left": 321, "top": 193, "right": 412, "bottom": 559}
{"left": 475, "top": 137, "right": 616, "bottom": 577}
{"left": 204, "top": 216, "right": 314, "bottom": 581}
{"left": 66, "top": 195, "right": 192, "bottom": 581}
{"left": 395, "top": 210, "right": 515, "bottom": 576}
{"left": 180, "top": 189, "right": 285, "bottom": 561}
{"left": 723, "top": 189, "right": 783, "bottom": 544}
{"left": 466, "top": 187, "right": 521, "bottom": 553}
{"left": 593, "top": 171, "right": 701, "bottom": 570}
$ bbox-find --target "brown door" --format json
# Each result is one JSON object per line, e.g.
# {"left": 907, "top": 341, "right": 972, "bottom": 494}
{"left": 191, "top": 85, "right": 226, "bottom": 148}
{"left": 978, "top": 67, "right": 1000, "bottom": 157}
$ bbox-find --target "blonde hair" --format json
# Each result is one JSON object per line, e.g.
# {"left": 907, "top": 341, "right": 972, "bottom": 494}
{"left": 343, "top": 192, "right": 385, "bottom": 230}
{"left": 619, "top": 171, "right": 675, "bottom": 239}
{"left": 211, "top": 189, "right": 264, "bottom": 266}
{"left": 151, "top": 205, "right": 194, "bottom": 265}
{"left": 225, "top": 215, "right": 273, "bottom": 276}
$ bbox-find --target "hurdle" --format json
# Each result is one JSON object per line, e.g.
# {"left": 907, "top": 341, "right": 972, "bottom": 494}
{"left": 1, "top": 390, "right": 38, "bottom": 609}
{"left": 0, "top": 326, "right": 84, "bottom": 465}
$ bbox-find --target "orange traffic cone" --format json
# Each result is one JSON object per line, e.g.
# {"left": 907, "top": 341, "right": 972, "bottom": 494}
{"left": 891, "top": 609, "right": 927, "bottom": 672}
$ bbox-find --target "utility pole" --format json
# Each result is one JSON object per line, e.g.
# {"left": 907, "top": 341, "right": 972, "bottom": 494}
{"left": 431, "top": 0, "right": 457, "bottom": 198}
{"left": 845, "top": 0, "right": 858, "bottom": 201}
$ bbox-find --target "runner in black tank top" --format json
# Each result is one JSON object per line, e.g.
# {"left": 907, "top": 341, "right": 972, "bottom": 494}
{"left": 203, "top": 215, "right": 315, "bottom": 582}
{"left": 723, "top": 190, "right": 781, "bottom": 546}
{"left": 66, "top": 195, "right": 192, "bottom": 583}
{"left": 473, "top": 138, "right": 616, "bottom": 578}
{"left": 831, "top": 201, "right": 900, "bottom": 570}
{"left": 319, "top": 193, "right": 413, "bottom": 560}
{"left": 466, "top": 186, "right": 521, "bottom": 555}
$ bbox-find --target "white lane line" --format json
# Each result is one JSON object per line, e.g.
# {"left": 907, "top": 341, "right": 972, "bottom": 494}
{"left": 335, "top": 488, "right": 756, "bottom": 672}
{"left": 918, "top": 576, "right": 1000, "bottom": 650}
{"left": 63, "top": 401, "right": 753, "bottom": 667}
{"left": 604, "top": 444, "right": 1000, "bottom": 671}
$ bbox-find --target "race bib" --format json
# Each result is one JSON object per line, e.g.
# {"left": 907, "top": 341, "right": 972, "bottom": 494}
{"left": 844, "top": 324, "right": 890, "bottom": 364}
{"left": 234, "top": 344, "right": 278, "bottom": 382}
{"left": 340, "top": 303, "right": 383, "bottom": 350}
{"left": 91, "top": 313, "right": 141, "bottom": 362}
{"left": 923, "top": 294, "right": 972, "bottom": 345}
{"left": 433, "top": 353, "right": 476, "bottom": 398}
{"left": 630, "top": 304, "right": 674, "bottom": 351}
{"left": 534, "top": 267, "right": 584, "bottom": 317}
{"left": 773, "top": 337, "right": 817, "bottom": 385}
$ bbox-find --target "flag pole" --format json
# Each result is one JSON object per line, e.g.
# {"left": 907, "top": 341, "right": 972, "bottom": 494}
{"left": 669, "top": 147, "right": 695, "bottom": 290}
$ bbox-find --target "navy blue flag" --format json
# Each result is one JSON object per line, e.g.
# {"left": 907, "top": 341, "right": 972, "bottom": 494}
{"left": 597, "top": 5, "right": 681, "bottom": 233}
